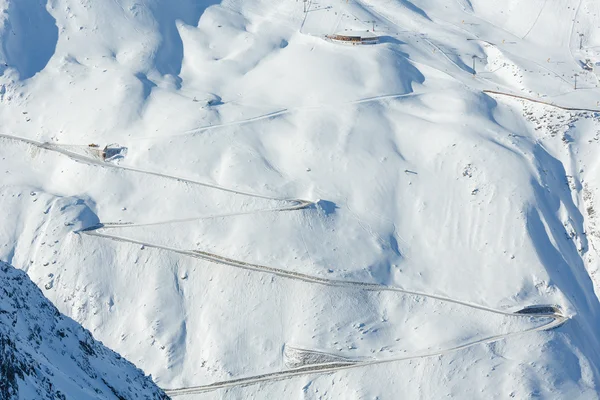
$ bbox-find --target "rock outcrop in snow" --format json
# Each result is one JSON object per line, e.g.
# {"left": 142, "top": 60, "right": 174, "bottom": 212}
{"left": 0, "top": 261, "right": 168, "bottom": 400}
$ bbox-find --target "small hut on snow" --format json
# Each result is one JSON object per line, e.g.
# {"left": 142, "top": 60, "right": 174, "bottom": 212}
{"left": 326, "top": 31, "right": 379, "bottom": 45}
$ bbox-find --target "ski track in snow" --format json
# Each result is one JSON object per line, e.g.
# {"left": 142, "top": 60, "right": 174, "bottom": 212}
{"left": 568, "top": 0, "right": 585, "bottom": 67}
{"left": 521, "top": 0, "right": 548, "bottom": 40}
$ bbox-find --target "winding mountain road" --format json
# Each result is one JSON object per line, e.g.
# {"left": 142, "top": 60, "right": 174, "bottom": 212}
{"left": 81, "top": 224, "right": 568, "bottom": 396}
{"left": 0, "top": 133, "right": 305, "bottom": 203}
{"left": 164, "top": 310, "right": 566, "bottom": 396}
{"left": 0, "top": 99, "right": 571, "bottom": 396}
{"left": 82, "top": 228, "right": 561, "bottom": 318}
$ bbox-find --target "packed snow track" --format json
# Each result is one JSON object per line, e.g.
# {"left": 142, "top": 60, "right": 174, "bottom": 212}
{"left": 164, "top": 308, "right": 567, "bottom": 396}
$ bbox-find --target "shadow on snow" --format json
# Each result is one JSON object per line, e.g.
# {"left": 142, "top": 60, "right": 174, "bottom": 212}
{"left": 1, "top": 0, "right": 58, "bottom": 80}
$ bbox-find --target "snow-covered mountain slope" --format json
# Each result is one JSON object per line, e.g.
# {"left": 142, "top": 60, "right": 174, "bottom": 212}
{"left": 1, "top": 0, "right": 600, "bottom": 398}
{"left": 0, "top": 261, "right": 168, "bottom": 399}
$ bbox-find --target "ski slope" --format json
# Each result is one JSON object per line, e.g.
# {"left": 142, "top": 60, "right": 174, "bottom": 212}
{"left": 2, "top": 0, "right": 600, "bottom": 398}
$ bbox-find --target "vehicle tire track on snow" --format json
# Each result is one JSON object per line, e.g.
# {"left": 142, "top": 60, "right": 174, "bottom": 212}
{"left": 0, "top": 133, "right": 305, "bottom": 203}
{"left": 95, "top": 200, "right": 312, "bottom": 228}
{"left": 132, "top": 91, "right": 427, "bottom": 140}
{"left": 483, "top": 90, "right": 600, "bottom": 112}
{"left": 81, "top": 224, "right": 568, "bottom": 395}
{"left": 163, "top": 312, "right": 566, "bottom": 395}
{"left": 2, "top": 95, "right": 570, "bottom": 396}
{"left": 81, "top": 228, "right": 563, "bottom": 319}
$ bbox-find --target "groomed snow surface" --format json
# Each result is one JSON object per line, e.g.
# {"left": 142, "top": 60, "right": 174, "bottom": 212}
{"left": 1, "top": 0, "right": 600, "bottom": 398}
